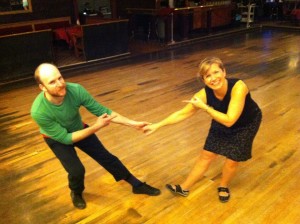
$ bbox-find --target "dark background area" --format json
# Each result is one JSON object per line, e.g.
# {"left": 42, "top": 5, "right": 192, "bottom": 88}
{"left": 0, "top": 0, "right": 75, "bottom": 23}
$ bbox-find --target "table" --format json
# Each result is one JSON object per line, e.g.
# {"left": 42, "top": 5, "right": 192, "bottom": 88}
{"left": 53, "top": 26, "right": 82, "bottom": 48}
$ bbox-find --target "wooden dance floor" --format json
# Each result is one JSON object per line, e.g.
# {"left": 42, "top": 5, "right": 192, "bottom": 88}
{"left": 1, "top": 28, "right": 300, "bottom": 224}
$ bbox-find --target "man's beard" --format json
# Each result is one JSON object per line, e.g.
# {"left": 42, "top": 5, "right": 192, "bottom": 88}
{"left": 47, "top": 85, "right": 66, "bottom": 97}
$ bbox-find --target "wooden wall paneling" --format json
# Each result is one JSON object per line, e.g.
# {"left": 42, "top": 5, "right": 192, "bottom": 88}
{"left": 211, "top": 5, "right": 233, "bottom": 27}
{"left": 82, "top": 20, "right": 129, "bottom": 60}
{"left": 0, "top": 30, "right": 54, "bottom": 82}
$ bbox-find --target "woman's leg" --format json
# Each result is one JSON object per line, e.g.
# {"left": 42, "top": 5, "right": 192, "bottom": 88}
{"left": 219, "top": 158, "right": 238, "bottom": 197}
{"left": 180, "top": 150, "right": 217, "bottom": 190}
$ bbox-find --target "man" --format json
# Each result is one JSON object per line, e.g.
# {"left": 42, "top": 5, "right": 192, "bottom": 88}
{"left": 31, "top": 63, "right": 160, "bottom": 209}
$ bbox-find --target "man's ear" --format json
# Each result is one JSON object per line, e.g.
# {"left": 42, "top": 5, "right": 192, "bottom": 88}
{"left": 39, "top": 83, "right": 46, "bottom": 92}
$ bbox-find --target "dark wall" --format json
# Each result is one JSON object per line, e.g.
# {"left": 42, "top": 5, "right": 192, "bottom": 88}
{"left": 0, "top": 30, "right": 54, "bottom": 82}
{"left": 116, "top": 0, "right": 158, "bottom": 18}
{"left": 0, "top": 0, "right": 74, "bottom": 24}
{"left": 83, "top": 20, "right": 129, "bottom": 61}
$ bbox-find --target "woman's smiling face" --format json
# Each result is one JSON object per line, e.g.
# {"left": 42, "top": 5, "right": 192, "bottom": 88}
{"left": 202, "top": 63, "right": 226, "bottom": 90}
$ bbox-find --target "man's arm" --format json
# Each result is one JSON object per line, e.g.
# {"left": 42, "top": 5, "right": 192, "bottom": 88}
{"left": 71, "top": 113, "right": 116, "bottom": 143}
{"left": 110, "top": 111, "right": 149, "bottom": 130}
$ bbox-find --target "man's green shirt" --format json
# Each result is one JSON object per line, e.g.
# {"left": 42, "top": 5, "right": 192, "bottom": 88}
{"left": 31, "top": 82, "right": 112, "bottom": 145}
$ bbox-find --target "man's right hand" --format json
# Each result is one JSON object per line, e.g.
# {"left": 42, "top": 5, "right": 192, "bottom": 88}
{"left": 94, "top": 113, "right": 117, "bottom": 130}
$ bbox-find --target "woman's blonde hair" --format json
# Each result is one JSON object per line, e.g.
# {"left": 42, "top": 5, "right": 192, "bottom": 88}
{"left": 197, "top": 57, "right": 225, "bottom": 80}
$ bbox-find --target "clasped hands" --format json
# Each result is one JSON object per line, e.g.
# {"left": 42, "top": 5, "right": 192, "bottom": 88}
{"left": 143, "top": 97, "right": 208, "bottom": 135}
{"left": 95, "top": 97, "right": 208, "bottom": 134}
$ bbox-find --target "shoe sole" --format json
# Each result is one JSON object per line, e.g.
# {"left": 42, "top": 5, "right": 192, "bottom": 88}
{"left": 133, "top": 191, "right": 161, "bottom": 196}
{"left": 166, "top": 184, "right": 189, "bottom": 197}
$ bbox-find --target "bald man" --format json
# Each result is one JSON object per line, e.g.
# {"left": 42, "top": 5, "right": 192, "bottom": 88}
{"left": 31, "top": 63, "right": 160, "bottom": 209}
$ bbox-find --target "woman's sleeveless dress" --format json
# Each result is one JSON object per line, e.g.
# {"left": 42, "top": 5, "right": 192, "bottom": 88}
{"left": 204, "top": 78, "right": 262, "bottom": 161}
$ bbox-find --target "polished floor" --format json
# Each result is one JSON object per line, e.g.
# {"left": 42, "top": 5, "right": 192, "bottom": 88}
{"left": 1, "top": 21, "right": 300, "bottom": 224}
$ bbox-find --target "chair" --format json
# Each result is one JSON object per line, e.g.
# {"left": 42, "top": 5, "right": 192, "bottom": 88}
{"left": 239, "top": 3, "right": 256, "bottom": 27}
{"left": 71, "top": 32, "right": 84, "bottom": 58}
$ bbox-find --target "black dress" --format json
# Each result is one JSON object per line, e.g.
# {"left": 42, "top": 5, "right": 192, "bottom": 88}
{"left": 203, "top": 78, "right": 262, "bottom": 162}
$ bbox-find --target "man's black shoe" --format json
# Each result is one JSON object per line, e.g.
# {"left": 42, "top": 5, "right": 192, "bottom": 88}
{"left": 70, "top": 191, "right": 86, "bottom": 209}
{"left": 133, "top": 182, "right": 161, "bottom": 196}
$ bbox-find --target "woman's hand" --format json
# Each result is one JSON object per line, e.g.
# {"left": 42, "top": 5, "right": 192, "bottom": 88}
{"left": 130, "top": 121, "right": 152, "bottom": 130}
{"left": 183, "top": 97, "right": 209, "bottom": 111}
{"left": 143, "top": 123, "right": 160, "bottom": 135}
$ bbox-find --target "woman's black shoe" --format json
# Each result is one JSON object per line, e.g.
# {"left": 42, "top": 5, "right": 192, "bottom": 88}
{"left": 217, "top": 187, "right": 230, "bottom": 203}
{"left": 166, "top": 184, "right": 189, "bottom": 197}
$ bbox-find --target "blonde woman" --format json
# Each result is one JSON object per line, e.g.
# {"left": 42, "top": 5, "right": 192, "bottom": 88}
{"left": 143, "top": 57, "right": 262, "bottom": 202}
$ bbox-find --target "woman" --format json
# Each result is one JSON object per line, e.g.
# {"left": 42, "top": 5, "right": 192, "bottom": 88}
{"left": 143, "top": 57, "right": 262, "bottom": 202}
